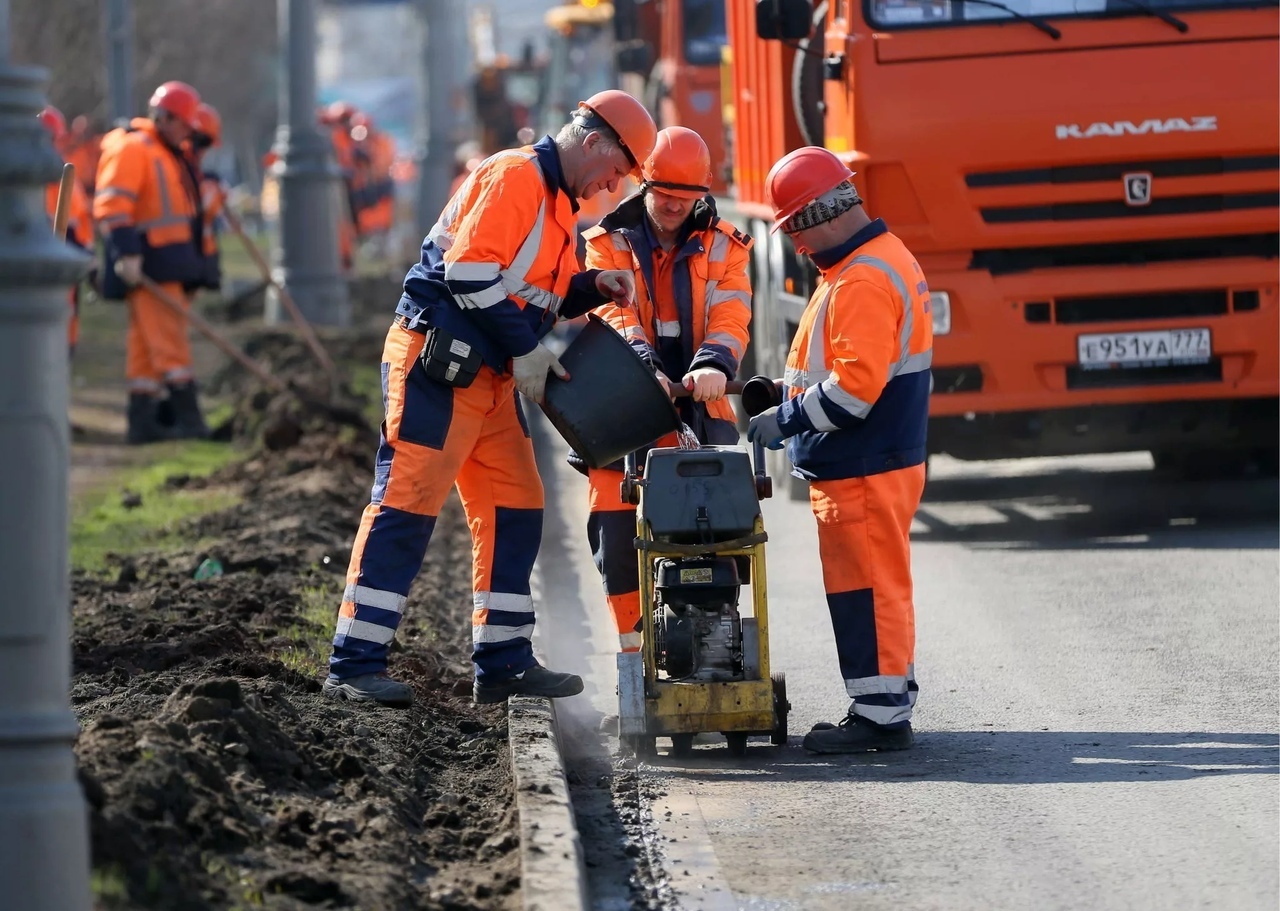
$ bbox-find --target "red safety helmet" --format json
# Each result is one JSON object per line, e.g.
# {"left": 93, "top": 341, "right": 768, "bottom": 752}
{"left": 765, "top": 146, "right": 856, "bottom": 234}
{"left": 642, "top": 127, "right": 711, "bottom": 199}
{"left": 193, "top": 103, "right": 222, "bottom": 147}
{"left": 574, "top": 90, "right": 657, "bottom": 176}
{"left": 38, "top": 105, "right": 67, "bottom": 142}
{"left": 149, "top": 81, "right": 202, "bottom": 129}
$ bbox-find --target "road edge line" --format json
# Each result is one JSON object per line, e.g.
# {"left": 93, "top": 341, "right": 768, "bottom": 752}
{"left": 509, "top": 696, "right": 588, "bottom": 911}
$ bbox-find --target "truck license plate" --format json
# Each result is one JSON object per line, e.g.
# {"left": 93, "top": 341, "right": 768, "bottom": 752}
{"left": 1076, "top": 328, "right": 1211, "bottom": 369}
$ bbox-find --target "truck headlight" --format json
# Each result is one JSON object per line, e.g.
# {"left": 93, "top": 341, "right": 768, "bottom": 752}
{"left": 930, "top": 291, "right": 951, "bottom": 336}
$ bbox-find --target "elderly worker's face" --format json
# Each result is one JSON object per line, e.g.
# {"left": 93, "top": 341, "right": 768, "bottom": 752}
{"left": 574, "top": 132, "right": 631, "bottom": 200}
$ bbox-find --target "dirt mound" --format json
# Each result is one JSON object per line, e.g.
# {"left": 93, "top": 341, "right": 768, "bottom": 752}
{"left": 73, "top": 327, "right": 518, "bottom": 910}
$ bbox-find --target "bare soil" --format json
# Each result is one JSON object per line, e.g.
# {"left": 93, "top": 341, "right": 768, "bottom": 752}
{"left": 71, "top": 326, "right": 520, "bottom": 910}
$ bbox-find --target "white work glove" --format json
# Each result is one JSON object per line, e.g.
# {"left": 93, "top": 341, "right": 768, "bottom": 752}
{"left": 596, "top": 269, "right": 636, "bottom": 306}
{"left": 512, "top": 343, "right": 569, "bottom": 405}
{"left": 682, "top": 367, "right": 727, "bottom": 402}
{"left": 747, "top": 407, "right": 786, "bottom": 450}
{"left": 114, "top": 254, "right": 143, "bottom": 287}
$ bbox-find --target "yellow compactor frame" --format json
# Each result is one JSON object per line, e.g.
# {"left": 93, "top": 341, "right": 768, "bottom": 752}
{"left": 626, "top": 513, "right": 785, "bottom": 757}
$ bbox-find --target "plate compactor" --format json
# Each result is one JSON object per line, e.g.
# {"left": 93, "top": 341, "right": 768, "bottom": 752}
{"left": 615, "top": 378, "right": 789, "bottom": 758}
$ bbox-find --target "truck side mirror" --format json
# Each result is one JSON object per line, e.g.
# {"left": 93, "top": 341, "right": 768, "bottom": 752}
{"left": 756, "top": 0, "right": 813, "bottom": 41}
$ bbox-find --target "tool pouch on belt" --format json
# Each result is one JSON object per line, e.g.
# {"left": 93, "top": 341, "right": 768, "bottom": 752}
{"left": 420, "top": 326, "right": 482, "bottom": 389}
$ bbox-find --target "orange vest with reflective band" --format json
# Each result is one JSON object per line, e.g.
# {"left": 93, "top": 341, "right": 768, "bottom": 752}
{"left": 94, "top": 118, "right": 203, "bottom": 294}
{"left": 582, "top": 196, "right": 752, "bottom": 431}
{"left": 777, "top": 222, "right": 933, "bottom": 480}
{"left": 398, "top": 137, "right": 595, "bottom": 371}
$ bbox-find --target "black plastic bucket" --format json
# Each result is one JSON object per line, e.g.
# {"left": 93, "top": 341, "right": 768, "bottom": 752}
{"left": 541, "top": 313, "right": 681, "bottom": 469}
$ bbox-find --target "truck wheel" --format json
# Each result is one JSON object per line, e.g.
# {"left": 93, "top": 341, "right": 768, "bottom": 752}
{"left": 791, "top": 1, "right": 828, "bottom": 147}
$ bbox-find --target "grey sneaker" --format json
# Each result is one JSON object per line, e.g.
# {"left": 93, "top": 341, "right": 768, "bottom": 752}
{"left": 802, "top": 714, "right": 913, "bottom": 754}
{"left": 473, "top": 663, "right": 584, "bottom": 705}
{"left": 323, "top": 673, "right": 413, "bottom": 709}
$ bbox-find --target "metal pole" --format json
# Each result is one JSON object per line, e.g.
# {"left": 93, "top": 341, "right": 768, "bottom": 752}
{"left": 0, "top": 0, "right": 93, "bottom": 906}
{"left": 103, "top": 0, "right": 134, "bottom": 125}
{"left": 416, "top": 0, "right": 457, "bottom": 238}
{"left": 271, "top": 0, "right": 350, "bottom": 327}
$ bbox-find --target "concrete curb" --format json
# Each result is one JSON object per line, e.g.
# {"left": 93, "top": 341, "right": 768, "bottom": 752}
{"left": 508, "top": 696, "right": 588, "bottom": 911}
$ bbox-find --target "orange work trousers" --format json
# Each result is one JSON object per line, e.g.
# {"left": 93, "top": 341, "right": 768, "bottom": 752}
{"left": 329, "top": 324, "right": 544, "bottom": 684}
{"left": 125, "top": 281, "right": 193, "bottom": 392}
{"left": 809, "top": 464, "right": 926, "bottom": 728}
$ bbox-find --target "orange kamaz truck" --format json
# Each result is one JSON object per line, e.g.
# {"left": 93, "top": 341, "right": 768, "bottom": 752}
{"left": 723, "top": 0, "right": 1278, "bottom": 481}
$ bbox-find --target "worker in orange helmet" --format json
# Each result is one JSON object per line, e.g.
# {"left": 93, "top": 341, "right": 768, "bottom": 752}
{"left": 188, "top": 102, "right": 227, "bottom": 296}
{"left": 578, "top": 126, "right": 753, "bottom": 653}
{"left": 94, "top": 80, "right": 210, "bottom": 443}
{"left": 323, "top": 89, "right": 656, "bottom": 710}
{"left": 38, "top": 105, "right": 93, "bottom": 356}
{"left": 747, "top": 146, "right": 933, "bottom": 754}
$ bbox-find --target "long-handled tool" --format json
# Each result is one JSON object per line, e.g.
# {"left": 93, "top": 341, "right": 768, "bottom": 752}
{"left": 135, "top": 275, "right": 369, "bottom": 429}
{"left": 53, "top": 162, "right": 75, "bottom": 239}
{"left": 221, "top": 205, "right": 338, "bottom": 386}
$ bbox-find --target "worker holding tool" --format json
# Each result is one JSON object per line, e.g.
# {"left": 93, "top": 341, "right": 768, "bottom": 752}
{"left": 323, "top": 90, "right": 657, "bottom": 709}
{"left": 39, "top": 105, "right": 93, "bottom": 356}
{"left": 577, "top": 126, "right": 753, "bottom": 652}
{"left": 746, "top": 147, "right": 932, "bottom": 754}
{"left": 94, "top": 80, "right": 210, "bottom": 444}
{"left": 188, "top": 102, "right": 227, "bottom": 295}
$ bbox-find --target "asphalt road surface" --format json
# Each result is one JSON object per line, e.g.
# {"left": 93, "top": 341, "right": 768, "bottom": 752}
{"left": 530, "top": 415, "right": 1279, "bottom": 911}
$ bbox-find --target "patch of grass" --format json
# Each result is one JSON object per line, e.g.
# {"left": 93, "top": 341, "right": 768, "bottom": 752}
{"left": 273, "top": 580, "right": 341, "bottom": 678}
{"left": 90, "top": 865, "right": 129, "bottom": 905}
{"left": 71, "top": 440, "right": 242, "bottom": 572}
{"left": 346, "top": 362, "right": 385, "bottom": 427}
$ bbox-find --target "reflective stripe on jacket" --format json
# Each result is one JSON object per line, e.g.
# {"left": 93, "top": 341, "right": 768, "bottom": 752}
{"left": 397, "top": 135, "right": 608, "bottom": 371}
{"left": 777, "top": 219, "right": 932, "bottom": 480}
{"left": 581, "top": 194, "right": 752, "bottom": 435}
{"left": 93, "top": 118, "right": 203, "bottom": 294}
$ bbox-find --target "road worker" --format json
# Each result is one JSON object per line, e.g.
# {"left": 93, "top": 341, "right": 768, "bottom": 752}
{"left": 578, "top": 127, "right": 752, "bottom": 653}
{"left": 747, "top": 146, "right": 932, "bottom": 754}
{"left": 323, "top": 90, "right": 657, "bottom": 709}
{"left": 320, "top": 101, "right": 360, "bottom": 271}
{"left": 39, "top": 105, "right": 93, "bottom": 356}
{"left": 94, "top": 80, "right": 210, "bottom": 444}
{"left": 189, "top": 102, "right": 227, "bottom": 295}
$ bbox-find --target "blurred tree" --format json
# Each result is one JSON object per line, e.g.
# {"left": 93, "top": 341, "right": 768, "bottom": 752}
{"left": 12, "top": 0, "right": 279, "bottom": 186}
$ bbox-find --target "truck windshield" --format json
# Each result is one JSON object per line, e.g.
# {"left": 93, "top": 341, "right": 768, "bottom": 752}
{"left": 867, "top": 0, "right": 1263, "bottom": 28}
{"left": 684, "top": 0, "right": 728, "bottom": 66}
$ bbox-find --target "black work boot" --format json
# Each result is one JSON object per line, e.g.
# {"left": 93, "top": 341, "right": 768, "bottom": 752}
{"left": 166, "top": 381, "right": 210, "bottom": 439}
{"left": 125, "top": 393, "right": 175, "bottom": 445}
{"left": 802, "top": 714, "right": 914, "bottom": 754}
{"left": 323, "top": 673, "right": 413, "bottom": 709}
{"left": 473, "top": 663, "right": 585, "bottom": 705}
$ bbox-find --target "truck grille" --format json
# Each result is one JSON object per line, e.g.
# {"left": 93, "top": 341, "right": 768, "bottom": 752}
{"left": 966, "top": 155, "right": 1279, "bottom": 188}
{"left": 1054, "top": 290, "right": 1228, "bottom": 324}
{"left": 970, "top": 233, "right": 1279, "bottom": 275}
{"left": 1066, "top": 359, "right": 1223, "bottom": 390}
{"left": 980, "top": 192, "right": 1278, "bottom": 224}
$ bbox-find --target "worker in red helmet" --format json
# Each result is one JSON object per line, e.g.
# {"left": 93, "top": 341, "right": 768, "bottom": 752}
{"left": 38, "top": 105, "right": 93, "bottom": 356}
{"left": 321, "top": 90, "right": 655, "bottom": 710}
{"left": 578, "top": 126, "right": 753, "bottom": 652}
{"left": 188, "top": 102, "right": 227, "bottom": 295}
{"left": 747, "top": 146, "right": 933, "bottom": 754}
{"left": 94, "top": 80, "right": 210, "bottom": 443}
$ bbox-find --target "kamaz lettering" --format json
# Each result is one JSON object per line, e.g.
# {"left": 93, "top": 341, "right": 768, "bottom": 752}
{"left": 1055, "top": 116, "right": 1218, "bottom": 140}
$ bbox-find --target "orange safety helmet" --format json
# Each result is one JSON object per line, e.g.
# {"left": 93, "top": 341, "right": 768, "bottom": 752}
{"left": 765, "top": 146, "right": 856, "bottom": 234}
{"left": 641, "top": 127, "right": 711, "bottom": 199}
{"left": 574, "top": 90, "right": 657, "bottom": 176}
{"left": 38, "top": 105, "right": 67, "bottom": 142}
{"left": 193, "top": 103, "right": 222, "bottom": 147}
{"left": 149, "top": 81, "right": 202, "bottom": 129}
